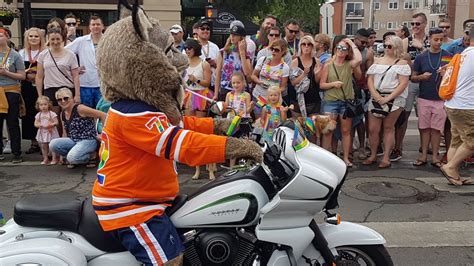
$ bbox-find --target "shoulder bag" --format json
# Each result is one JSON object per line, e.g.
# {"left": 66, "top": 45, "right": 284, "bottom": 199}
{"left": 48, "top": 49, "right": 74, "bottom": 86}
{"left": 332, "top": 63, "right": 364, "bottom": 119}
{"left": 369, "top": 59, "right": 400, "bottom": 118}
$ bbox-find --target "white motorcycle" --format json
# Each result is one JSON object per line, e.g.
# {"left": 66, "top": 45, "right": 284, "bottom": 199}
{"left": 0, "top": 120, "right": 393, "bottom": 265}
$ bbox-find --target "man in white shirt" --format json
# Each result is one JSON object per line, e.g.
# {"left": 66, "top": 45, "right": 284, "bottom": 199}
{"left": 440, "top": 25, "right": 474, "bottom": 186}
{"left": 66, "top": 15, "right": 104, "bottom": 108}
{"left": 196, "top": 20, "right": 220, "bottom": 89}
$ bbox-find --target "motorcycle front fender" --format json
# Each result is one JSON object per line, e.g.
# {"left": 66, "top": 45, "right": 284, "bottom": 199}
{"left": 319, "top": 221, "right": 386, "bottom": 248}
{"left": 0, "top": 238, "right": 87, "bottom": 265}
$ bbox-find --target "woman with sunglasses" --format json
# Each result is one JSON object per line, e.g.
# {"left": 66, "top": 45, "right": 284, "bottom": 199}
{"left": 19, "top": 27, "right": 46, "bottom": 155}
{"left": 289, "top": 35, "right": 322, "bottom": 121}
{"left": 215, "top": 23, "right": 252, "bottom": 101}
{"left": 363, "top": 36, "right": 411, "bottom": 168}
{"left": 251, "top": 39, "right": 290, "bottom": 117}
{"left": 183, "top": 38, "right": 212, "bottom": 117}
{"left": 255, "top": 26, "right": 292, "bottom": 66}
{"left": 319, "top": 36, "right": 362, "bottom": 167}
{"left": 49, "top": 88, "right": 106, "bottom": 168}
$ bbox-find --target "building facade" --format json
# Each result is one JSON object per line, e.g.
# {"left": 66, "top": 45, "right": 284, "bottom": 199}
{"left": 337, "top": 0, "right": 471, "bottom": 40}
{"left": 4, "top": 0, "right": 181, "bottom": 46}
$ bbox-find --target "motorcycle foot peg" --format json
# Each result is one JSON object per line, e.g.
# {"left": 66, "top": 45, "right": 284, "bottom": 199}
{"left": 324, "top": 212, "right": 341, "bottom": 225}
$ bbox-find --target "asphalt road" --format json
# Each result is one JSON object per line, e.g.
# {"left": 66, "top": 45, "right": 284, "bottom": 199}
{"left": 0, "top": 112, "right": 473, "bottom": 265}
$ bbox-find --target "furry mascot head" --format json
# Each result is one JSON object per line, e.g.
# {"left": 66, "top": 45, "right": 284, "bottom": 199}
{"left": 97, "top": 0, "right": 188, "bottom": 125}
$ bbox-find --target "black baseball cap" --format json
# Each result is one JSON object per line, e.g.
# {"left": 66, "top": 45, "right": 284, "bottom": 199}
{"left": 198, "top": 19, "right": 211, "bottom": 28}
{"left": 230, "top": 24, "right": 246, "bottom": 36}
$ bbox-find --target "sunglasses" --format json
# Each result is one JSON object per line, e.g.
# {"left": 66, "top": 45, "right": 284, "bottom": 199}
{"left": 66, "top": 23, "right": 76, "bottom": 27}
{"left": 271, "top": 47, "right": 281, "bottom": 53}
{"left": 410, "top": 22, "right": 422, "bottom": 26}
{"left": 268, "top": 33, "right": 279, "bottom": 37}
{"left": 358, "top": 40, "right": 368, "bottom": 45}
{"left": 336, "top": 45, "right": 349, "bottom": 52}
{"left": 301, "top": 42, "right": 313, "bottom": 47}
{"left": 287, "top": 28, "right": 300, "bottom": 34}
{"left": 439, "top": 26, "right": 451, "bottom": 29}
{"left": 383, "top": 44, "right": 393, "bottom": 49}
{"left": 56, "top": 96, "right": 70, "bottom": 103}
{"left": 200, "top": 27, "right": 210, "bottom": 31}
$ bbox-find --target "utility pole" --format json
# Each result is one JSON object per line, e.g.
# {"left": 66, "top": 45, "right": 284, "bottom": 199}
{"left": 22, "top": 0, "right": 32, "bottom": 30}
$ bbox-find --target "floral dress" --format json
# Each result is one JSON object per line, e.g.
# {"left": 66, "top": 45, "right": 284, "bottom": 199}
{"left": 35, "top": 111, "right": 59, "bottom": 143}
{"left": 262, "top": 105, "right": 282, "bottom": 144}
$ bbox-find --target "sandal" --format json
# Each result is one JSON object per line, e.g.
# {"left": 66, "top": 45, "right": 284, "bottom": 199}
{"left": 413, "top": 159, "right": 427, "bottom": 166}
{"left": 461, "top": 179, "right": 474, "bottom": 185}
{"left": 362, "top": 158, "right": 376, "bottom": 165}
{"left": 378, "top": 161, "right": 391, "bottom": 169}
{"left": 431, "top": 161, "right": 444, "bottom": 168}
{"left": 345, "top": 161, "right": 353, "bottom": 168}
{"left": 86, "top": 160, "right": 97, "bottom": 168}
{"left": 439, "top": 166, "right": 462, "bottom": 186}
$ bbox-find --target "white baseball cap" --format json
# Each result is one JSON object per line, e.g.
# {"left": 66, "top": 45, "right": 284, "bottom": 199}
{"left": 170, "top": 24, "right": 183, "bottom": 34}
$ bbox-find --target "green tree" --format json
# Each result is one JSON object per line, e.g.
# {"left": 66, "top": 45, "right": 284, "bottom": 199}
{"left": 213, "top": 0, "right": 322, "bottom": 34}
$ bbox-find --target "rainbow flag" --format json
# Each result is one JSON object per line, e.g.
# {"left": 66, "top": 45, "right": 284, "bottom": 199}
{"left": 441, "top": 55, "right": 452, "bottom": 63}
{"left": 256, "top": 96, "right": 267, "bottom": 109}
{"left": 305, "top": 117, "right": 316, "bottom": 134}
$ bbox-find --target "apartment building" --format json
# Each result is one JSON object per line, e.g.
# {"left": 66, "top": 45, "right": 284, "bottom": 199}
{"left": 340, "top": 0, "right": 470, "bottom": 40}
{"left": 4, "top": 0, "right": 181, "bottom": 46}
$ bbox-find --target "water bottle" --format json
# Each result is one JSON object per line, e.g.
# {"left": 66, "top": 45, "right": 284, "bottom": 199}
{"left": 0, "top": 210, "right": 5, "bottom": 226}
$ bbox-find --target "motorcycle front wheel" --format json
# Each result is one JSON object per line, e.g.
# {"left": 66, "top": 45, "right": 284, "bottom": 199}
{"left": 336, "top": 245, "right": 394, "bottom": 266}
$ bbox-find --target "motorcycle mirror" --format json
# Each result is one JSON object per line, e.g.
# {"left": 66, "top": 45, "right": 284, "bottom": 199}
{"left": 210, "top": 101, "right": 224, "bottom": 115}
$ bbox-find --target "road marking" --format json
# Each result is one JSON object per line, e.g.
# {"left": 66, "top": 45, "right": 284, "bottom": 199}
{"left": 416, "top": 177, "right": 474, "bottom": 193}
{"left": 361, "top": 221, "right": 474, "bottom": 248}
{"left": 0, "top": 161, "right": 43, "bottom": 166}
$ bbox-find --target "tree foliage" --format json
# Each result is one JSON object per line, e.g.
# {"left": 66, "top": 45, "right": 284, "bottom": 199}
{"left": 213, "top": 0, "right": 323, "bottom": 34}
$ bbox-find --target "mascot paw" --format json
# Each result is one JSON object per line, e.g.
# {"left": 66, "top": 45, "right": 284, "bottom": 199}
{"left": 225, "top": 138, "right": 263, "bottom": 163}
{"left": 214, "top": 118, "right": 232, "bottom": 135}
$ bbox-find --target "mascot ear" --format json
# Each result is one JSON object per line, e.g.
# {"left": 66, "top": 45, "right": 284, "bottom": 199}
{"left": 132, "top": 0, "right": 152, "bottom": 41}
{"left": 118, "top": 0, "right": 132, "bottom": 20}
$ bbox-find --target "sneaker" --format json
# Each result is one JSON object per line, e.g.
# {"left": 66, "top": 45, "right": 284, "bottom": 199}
{"left": 389, "top": 149, "right": 402, "bottom": 162}
{"left": 376, "top": 146, "right": 384, "bottom": 157}
{"left": 3, "top": 141, "right": 11, "bottom": 154}
{"left": 11, "top": 155, "right": 22, "bottom": 164}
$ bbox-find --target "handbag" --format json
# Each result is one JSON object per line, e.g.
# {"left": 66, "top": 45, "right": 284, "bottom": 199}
{"left": 332, "top": 63, "right": 364, "bottom": 119}
{"left": 369, "top": 59, "right": 399, "bottom": 118}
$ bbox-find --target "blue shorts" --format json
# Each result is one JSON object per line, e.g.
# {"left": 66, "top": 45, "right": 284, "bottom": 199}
{"left": 113, "top": 215, "right": 184, "bottom": 265}
{"left": 322, "top": 100, "right": 346, "bottom": 116}
{"left": 80, "top": 87, "right": 101, "bottom": 108}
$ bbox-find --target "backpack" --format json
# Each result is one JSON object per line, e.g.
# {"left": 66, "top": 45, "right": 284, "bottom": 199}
{"left": 439, "top": 53, "right": 464, "bottom": 101}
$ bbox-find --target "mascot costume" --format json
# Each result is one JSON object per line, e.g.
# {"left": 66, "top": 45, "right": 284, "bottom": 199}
{"left": 92, "top": 1, "right": 263, "bottom": 264}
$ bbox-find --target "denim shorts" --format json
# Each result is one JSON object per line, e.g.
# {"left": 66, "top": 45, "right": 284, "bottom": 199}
{"left": 322, "top": 100, "right": 346, "bottom": 116}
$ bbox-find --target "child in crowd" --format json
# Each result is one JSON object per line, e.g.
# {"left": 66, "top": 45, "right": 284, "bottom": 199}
{"left": 224, "top": 72, "right": 252, "bottom": 119}
{"left": 34, "top": 96, "right": 59, "bottom": 165}
{"left": 261, "top": 86, "right": 292, "bottom": 143}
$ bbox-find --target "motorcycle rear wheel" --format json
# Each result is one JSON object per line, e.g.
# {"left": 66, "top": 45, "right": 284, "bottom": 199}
{"left": 336, "top": 245, "right": 394, "bottom": 266}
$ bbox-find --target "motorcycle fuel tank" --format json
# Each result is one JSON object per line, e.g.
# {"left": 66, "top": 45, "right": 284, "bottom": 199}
{"left": 171, "top": 167, "right": 272, "bottom": 228}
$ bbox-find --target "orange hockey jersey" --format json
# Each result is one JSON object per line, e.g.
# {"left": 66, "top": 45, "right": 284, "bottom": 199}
{"left": 92, "top": 100, "right": 227, "bottom": 231}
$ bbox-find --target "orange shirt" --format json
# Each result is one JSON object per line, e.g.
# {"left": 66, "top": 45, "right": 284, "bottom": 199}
{"left": 92, "top": 100, "right": 227, "bottom": 231}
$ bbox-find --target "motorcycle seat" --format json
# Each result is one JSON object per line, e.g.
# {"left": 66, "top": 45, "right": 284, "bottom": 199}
{"left": 14, "top": 192, "right": 84, "bottom": 232}
{"left": 165, "top": 194, "right": 188, "bottom": 217}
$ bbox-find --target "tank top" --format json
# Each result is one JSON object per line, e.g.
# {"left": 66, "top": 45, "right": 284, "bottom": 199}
{"left": 297, "top": 57, "right": 320, "bottom": 105}
{"left": 61, "top": 104, "right": 97, "bottom": 142}
{"left": 325, "top": 61, "right": 354, "bottom": 101}
{"left": 185, "top": 60, "right": 206, "bottom": 91}
{"left": 228, "top": 91, "right": 250, "bottom": 118}
{"left": 407, "top": 35, "right": 430, "bottom": 61}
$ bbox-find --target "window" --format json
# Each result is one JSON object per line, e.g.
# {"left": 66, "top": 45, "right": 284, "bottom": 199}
{"left": 387, "top": 22, "right": 397, "bottom": 29}
{"left": 373, "top": 22, "right": 380, "bottom": 30}
{"left": 402, "top": 21, "right": 411, "bottom": 27}
{"left": 431, "top": 20, "right": 436, "bottom": 27}
{"left": 374, "top": 0, "right": 380, "bottom": 10}
{"left": 345, "top": 22, "right": 362, "bottom": 36}
{"left": 346, "top": 2, "right": 364, "bottom": 16}
{"left": 388, "top": 0, "right": 399, "bottom": 9}
{"left": 404, "top": 0, "right": 420, "bottom": 9}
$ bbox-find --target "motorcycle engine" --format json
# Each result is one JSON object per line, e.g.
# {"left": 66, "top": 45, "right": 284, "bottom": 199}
{"left": 183, "top": 230, "right": 257, "bottom": 266}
